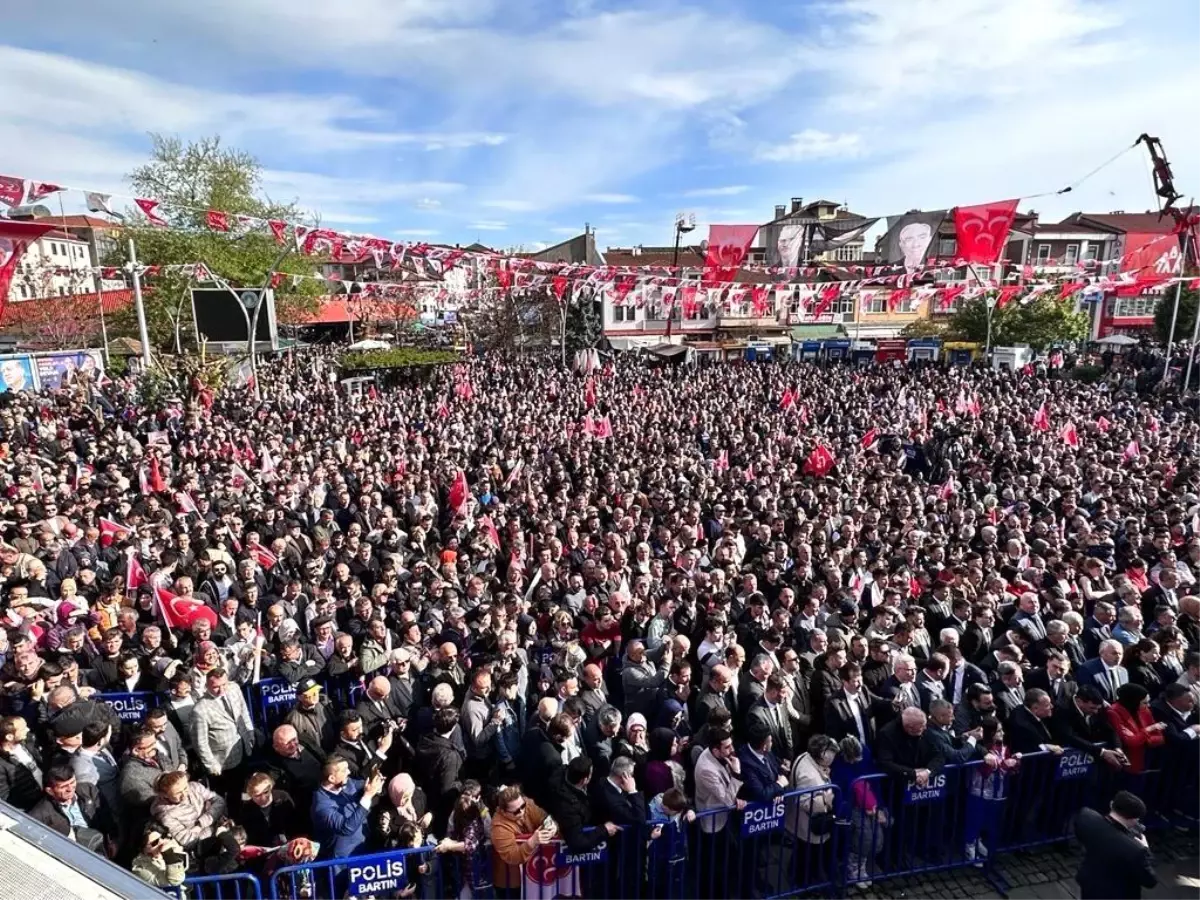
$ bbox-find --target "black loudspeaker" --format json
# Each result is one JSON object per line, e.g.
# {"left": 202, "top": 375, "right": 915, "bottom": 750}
{"left": 191, "top": 288, "right": 276, "bottom": 346}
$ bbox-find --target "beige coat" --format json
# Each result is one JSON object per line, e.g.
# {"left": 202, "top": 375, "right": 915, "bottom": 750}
{"left": 787, "top": 752, "right": 835, "bottom": 844}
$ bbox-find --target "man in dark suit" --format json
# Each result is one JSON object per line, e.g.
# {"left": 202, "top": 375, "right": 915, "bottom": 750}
{"left": 941, "top": 646, "right": 986, "bottom": 706}
{"left": 1050, "top": 685, "right": 1125, "bottom": 767}
{"left": 598, "top": 754, "right": 649, "bottom": 897}
{"left": 1082, "top": 603, "right": 1116, "bottom": 659}
{"left": 747, "top": 673, "right": 795, "bottom": 766}
{"left": 916, "top": 653, "right": 951, "bottom": 710}
{"left": 736, "top": 719, "right": 784, "bottom": 804}
{"left": 1078, "top": 640, "right": 1129, "bottom": 704}
{"left": 1074, "top": 792, "right": 1157, "bottom": 899}
{"left": 823, "top": 662, "right": 890, "bottom": 748}
{"left": 990, "top": 661, "right": 1026, "bottom": 723}
{"left": 1025, "top": 650, "right": 1077, "bottom": 707}
{"left": 1006, "top": 689, "right": 1062, "bottom": 756}
{"left": 1030, "top": 620, "right": 1085, "bottom": 669}
{"left": 952, "top": 683, "right": 996, "bottom": 736}
{"left": 1150, "top": 682, "right": 1200, "bottom": 745}
{"left": 736, "top": 655, "right": 772, "bottom": 735}
{"left": 875, "top": 708, "right": 945, "bottom": 790}
{"left": 927, "top": 699, "right": 980, "bottom": 764}
{"left": 959, "top": 605, "right": 996, "bottom": 667}
{"left": 875, "top": 653, "right": 922, "bottom": 723}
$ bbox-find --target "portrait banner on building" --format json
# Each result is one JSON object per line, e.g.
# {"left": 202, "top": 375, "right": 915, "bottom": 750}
{"left": 879, "top": 210, "right": 947, "bottom": 272}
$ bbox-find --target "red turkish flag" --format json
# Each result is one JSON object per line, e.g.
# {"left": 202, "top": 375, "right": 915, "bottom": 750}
{"left": 887, "top": 288, "right": 910, "bottom": 313}
{"left": 206, "top": 210, "right": 230, "bottom": 232}
{"left": 1096, "top": 416, "right": 1110, "bottom": 433}
{"left": 861, "top": 428, "right": 879, "bottom": 450}
{"left": 135, "top": 198, "right": 167, "bottom": 226}
{"left": 1060, "top": 422, "right": 1079, "bottom": 448}
{"left": 1032, "top": 404, "right": 1050, "bottom": 432}
{"left": 268, "top": 219, "right": 288, "bottom": 245}
{"left": 479, "top": 515, "right": 501, "bottom": 550}
{"left": 156, "top": 586, "right": 217, "bottom": 632}
{"left": 703, "top": 224, "right": 758, "bottom": 283}
{"left": 583, "top": 377, "right": 596, "bottom": 409}
{"left": 126, "top": 554, "right": 148, "bottom": 592}
{"left": 0, "top": 176, "right": 26, "bottom": 208}
{"left": 249, "top": 544, "right": 278, "bottom": 570}
{"left": 0, "top": 220, "right": 55, "bottom": 324}
{"left": 802, "top": 445, "right": 836, "bottom": 478}
{"left": 99, "top": 517, "right": 132, "bottom": 548}
{"left": 448, "top": 469, "right": 470, "bottom": 514}
{"left": 1121, "top": 232, "right": 1181, "bottom": 281}
{"left": 953, "top": 199, "right": 1019, "bottom": 264}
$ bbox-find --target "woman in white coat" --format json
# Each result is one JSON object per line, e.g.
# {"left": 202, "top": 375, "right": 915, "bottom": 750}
{"left": 788, "top": 734, "right": 840, "bottom": 889}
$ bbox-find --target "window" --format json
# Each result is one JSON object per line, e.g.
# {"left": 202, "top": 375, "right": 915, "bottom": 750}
{"left": 866, "top": 292, "right": 887, "bottom": 314}
{"left": 833, "top": 292, "right": 854, "bottom": 317}
{"left": 937, "top": 238, "right": 957, "bottom": 259}
{"left": 1036, "top": 244, "right": 1052, "bottom": 263}
{"left": 1113, "top": 296, "right": 1158, "bottom": 318}
{"left": 612, "top": 304, "right": 636, "bottom": 323}
{"left": 1064, "top": 244, "right": 1079, "bottom": 266}
{"left": 17, "top": 284, "right": 27, "bottom": 299}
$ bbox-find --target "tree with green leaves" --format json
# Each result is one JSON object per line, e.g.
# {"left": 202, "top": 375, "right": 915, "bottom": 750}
{"left": 1154, "top": 287, "right": 1197, "bottom": 343}
{"left": 947, "top": 291, "right": 1089, "bottom": 350}
{"left": 564, "top": 296, "right": 603, "bottom": 353}
{"left": 106, "top": 134, "right": 323, "bottom": 351}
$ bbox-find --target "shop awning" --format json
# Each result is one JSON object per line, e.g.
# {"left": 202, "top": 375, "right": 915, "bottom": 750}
{"left": 789, "top": 325, "right": 844, "bottom": 340}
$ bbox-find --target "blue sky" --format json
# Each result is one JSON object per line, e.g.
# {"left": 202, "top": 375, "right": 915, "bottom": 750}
{"left": 2, "top": 0, "right": 1198, "bottom": 251}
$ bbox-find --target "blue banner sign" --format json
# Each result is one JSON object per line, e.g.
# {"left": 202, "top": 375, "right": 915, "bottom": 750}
{"left": 554, "top": 842, "right": 607, "bottom": 867}
{"left": 1056, "top": 749, "right": 1093, "bottom": 781}
{"left": 903, "top": 773, "right": 947, "bottom": 804}
{"left": 347, "top": 856, "right": 406, "bottom": 896}
{"left": 102, "top": 692, "right": 151, "bottom": 723}
{"left": 741, "top": 798, "right": 787, "bottom": 837}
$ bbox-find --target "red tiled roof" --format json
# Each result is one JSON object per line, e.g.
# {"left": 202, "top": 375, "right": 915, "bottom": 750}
{"left": 33, "top": 214, "right": 122, "bottom": 230}
{"left": 1057, "top": 206, "right": 1198, "bottom": 235}
{"left": 296, "top": 298, "right": 418, "bottom": 326}
{"left": 2, "top": 289, "right": 132, "bottom": 326}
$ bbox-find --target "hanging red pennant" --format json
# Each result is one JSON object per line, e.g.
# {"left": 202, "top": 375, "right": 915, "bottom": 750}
{"left": 1058, "top": 282, "right": 1085, "bottom": 300}
{"left": 750, "top": 285, "right": 768, "bottom": 317}
{"left": 268, "top": 219, "right": 288, "bottom": 245}
{"left": 26, "top": 182, "right": 64, "bottom": 203}
{"left": 996, "top": 286, "right": 1022, "bottom": 308}
{"left": 887, "top": 288, "right": 910, "bottom": 313}
{"left": 0, "top": 220, "right": 55, "bottom": 324}
{"left": 269, "top": 272, "right": 285, "bottom": 289}
{"left": 614, "top": 275, "right": 636, "bottom": 303}
{"left": 0, "top": 176, "right": 26, "bottom": 208}
{"left": 135, "top": 198, "right": 167, "bottom": 226}
{"left": 206, "top": 210, "right": 229, "bottom": 232}
{"left": 552, "top": 274, "right": 569, "bottom": 302}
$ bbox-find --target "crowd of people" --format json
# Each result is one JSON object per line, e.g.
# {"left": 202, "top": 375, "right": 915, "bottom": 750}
{"left": 0, "top": 345, "right": 1197, "bottom": 898}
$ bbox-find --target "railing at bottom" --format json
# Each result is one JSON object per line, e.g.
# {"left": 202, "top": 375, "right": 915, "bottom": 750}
{"left": 269, "top": 845, "right": 444, "bottom": 900}
{"left": 166, "top": 872, "right": 263, "bottom": 900}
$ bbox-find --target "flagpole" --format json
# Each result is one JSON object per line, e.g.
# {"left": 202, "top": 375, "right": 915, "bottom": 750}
{"left": 1181, "top": 228, "right": 1199, "bottom": 392}
{"left": 128, "top": 238, "right": 152, "bottom": 368}
{"left": 1160, "top": 197, "right": 1193, "bottom": 388}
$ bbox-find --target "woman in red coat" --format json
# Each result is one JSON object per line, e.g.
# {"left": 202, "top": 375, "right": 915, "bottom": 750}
{"left": 1105, "top": 683, "right": 1167, "bottom": 773}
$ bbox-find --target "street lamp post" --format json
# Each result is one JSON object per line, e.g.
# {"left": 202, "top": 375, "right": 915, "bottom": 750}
{"left": 984, "top": 291, "right": 998, "bottom": 363}
{"left": 668, "top": 212, "right": 695, "bottom": 340}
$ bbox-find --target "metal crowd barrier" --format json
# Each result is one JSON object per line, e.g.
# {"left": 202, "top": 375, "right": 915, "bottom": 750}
{"left": 269, "top": 844, "right": 445, "bottom": 900}
{"left": 167, "top": 872, "right": 264, "bottom": 900}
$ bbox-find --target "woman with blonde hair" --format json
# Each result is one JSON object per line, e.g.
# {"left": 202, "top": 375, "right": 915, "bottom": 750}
{"left": 490, "top": 785, "right": 555, "bottom": 898}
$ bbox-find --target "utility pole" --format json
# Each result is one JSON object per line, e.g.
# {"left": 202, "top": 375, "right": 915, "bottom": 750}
{"left": 128, "top": 238, "right": 152, "bottom": 368}
{"left": 668, "top": 212, "right": 695, "bottom": 340}
{"left": 1161, "top": 197, "right": 1194, "bottom": 388}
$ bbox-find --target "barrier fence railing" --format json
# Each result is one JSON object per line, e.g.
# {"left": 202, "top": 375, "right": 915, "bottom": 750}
{"left": 269, "top": 844, "right": 444, "bottom": 900}
{"left": 167, "top": 872, "right": 263, "bottom": 900}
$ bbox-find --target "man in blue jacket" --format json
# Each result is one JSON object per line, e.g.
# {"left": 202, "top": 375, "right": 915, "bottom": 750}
{"left": 311, "top": 756, "right": 384, "bottom": 860}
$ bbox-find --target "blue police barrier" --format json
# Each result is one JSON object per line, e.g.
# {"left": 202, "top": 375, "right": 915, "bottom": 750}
{"left": 268, "top": 845, "right": 443, "bottom": 900}
{"left": 166, "top": 872, "right": 263, "bottom": 900}
{"left": 100, "top": 690, "right": 160, "bottom": 725}
{"left": 248, "top": 678, "right": 297, "bottom": 731}
{"left": 844, "top": 761, "right": 1009, "bottom": 893}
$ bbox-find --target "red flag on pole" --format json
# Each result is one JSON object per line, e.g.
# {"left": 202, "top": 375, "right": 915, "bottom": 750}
{"left": 250, "top": 544, "right": 278, "bottom": 571}
{"left": 996, "top": 286, "right": 1022, "bottom": 308}
{"left": 802, "top": 445, "right": 836, "bottom": 478}
{"left": 1123, "top": 441, "right": 1140, "bottom": 461}
{"left": 268, "top": 219, "right": 288, "bottom": 245}
{"left": 1060, "top": 422, "right": 1079, "bottom": 448}
{"left": 1096, "top": 416, "right": 1111, "bottom": 433}
{"left": 594, "top": 415, "right": 614, "bottom": 440}
{"left": 779, "top": 389, "right": 795, "bottom": 410}
{"left": 860, "top": 428, "right": 879, "bottom": 450}
{"left": 479, "top": 515, "right": 501, "bottom": 550}
{"left": 1032, "top": 404, "right": 1050, "bottom": 432}
{"left": 156, "top": 585, "right": 218, "bottom": 632}
{"left": 584, "top": 377, "right": 596, "bottom": 409}
{"left": 126, "top": 554, "right": 148, "bottom": 592}
{"left": 206, "top": 210, "right": 230, "bottom": 232}
{"left": 99, "top": 517, "right": 131, "bottom": 547}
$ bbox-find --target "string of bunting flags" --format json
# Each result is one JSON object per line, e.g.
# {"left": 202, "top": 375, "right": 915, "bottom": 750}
{"left": 2, "top": 172, "right": 1196, "bottom": 318}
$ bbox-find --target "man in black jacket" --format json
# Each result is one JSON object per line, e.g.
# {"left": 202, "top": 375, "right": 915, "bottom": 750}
{"left": 1074, "top": 792, "right": 1157, "bottom": 899}
{"left": 875, "top": 707, "right": 945, "bottom": 788}
{"left": 1006, "top": 689, "right": 1063, "bottom": 756}
{"left": 268, "top": 724, "right": 324, "bottom": 809}
{"left": 414, "top": 707, "right": 465, "bottom": 834}
{"left": 284, "top": 678, "right": 338, "bottom": 758}
{"left": 597, "top": 755, "right": 648, "bottom": 898}
{"left": 27, "top": 765, "right": 113, "bottom": 855}
{"left": 0, "top": 715, "right": 43, "bottom": 811}
{"left": 1050, "top": 685, "right": 1125, "bottom": 767}
{"left": 542, "top": 755, "right": 618, "bottom": 853}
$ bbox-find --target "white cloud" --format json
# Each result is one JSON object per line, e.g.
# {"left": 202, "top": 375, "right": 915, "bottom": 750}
{"left": 414, "top": 198, "right": 442, "bottom": 210}
{"left": 469, "top": 220, "right": 508, "bottom": 231}
{"left": 550, "top": 226, "right": 585, "bottom": 235}
{"left": 482, "top": 199, "right": 540, "bottom": 212}
{"left": 682, "top": 185, "right": 750, "bottom": 198}
{"left": 393, "top": 228, "right": 440, "bottom": 236}
{"left": 584, "top": 193, "right": 638, "bottom": 204}
{"left": 756, "top": 129, "right": 863, "bottom": 162}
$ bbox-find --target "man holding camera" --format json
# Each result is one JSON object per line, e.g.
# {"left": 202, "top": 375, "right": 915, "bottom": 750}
{"left": 1074, "top": 791, "right": 1158, "bottom": 899}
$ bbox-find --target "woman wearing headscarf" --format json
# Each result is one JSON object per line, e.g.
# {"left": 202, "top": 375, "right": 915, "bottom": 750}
{"left": 787, "top": 735, "right": 839, "bottom": 888}
{"left": 613, "top": 712, "right": 650, "bottom": 777}
{"left": 370, "top": 773, "right": 431, "bottom": 850}
{"left": 1106, "top": 682, "right": 1167, "bottom": 774}
{"left": 644, "top": 728, "right": 684, "bottom": 797}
